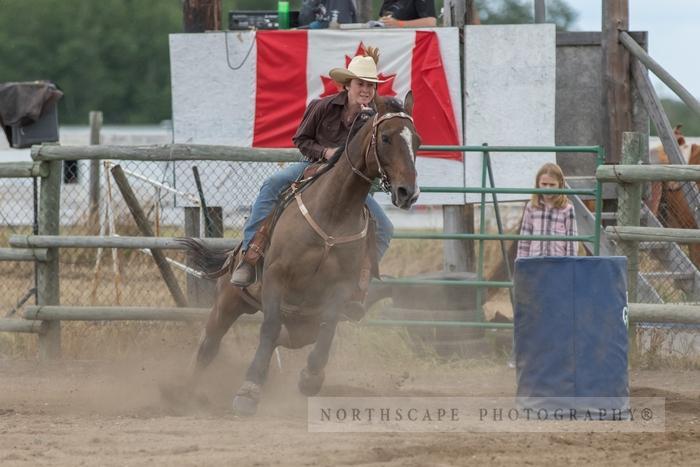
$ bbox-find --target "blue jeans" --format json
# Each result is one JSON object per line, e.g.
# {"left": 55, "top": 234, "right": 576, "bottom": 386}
{"left": 242, "top": 162, "right": 394, "bottom": 259}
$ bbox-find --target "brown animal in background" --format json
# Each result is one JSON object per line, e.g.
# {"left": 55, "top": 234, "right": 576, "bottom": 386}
{"left": 647, "top": 125, "right": 700, "bottom": 268}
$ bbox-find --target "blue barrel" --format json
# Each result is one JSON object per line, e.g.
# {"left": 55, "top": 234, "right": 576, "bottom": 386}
{"left": 513, "top": 256, "right": 629, "bottom": 417}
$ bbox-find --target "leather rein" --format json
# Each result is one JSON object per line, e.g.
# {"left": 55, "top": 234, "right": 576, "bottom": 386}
{"left": 295, "top": 111, "right": 414, "bottom": 259}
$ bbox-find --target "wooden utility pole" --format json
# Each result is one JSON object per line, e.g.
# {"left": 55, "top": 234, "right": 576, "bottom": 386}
{"left": 443, "top": 0, "right": 481, "bottom": 27}
{"left": 441, "top": 1, "right": 475, "bottom": 273}
{"left": 467, "top": 0, "right": 481, "bottom": 25}
{"left": 443, "top": 0, "right": 466, "bottom": 27}
{"left": 534, "top": 0, "right": 545, "bottom": 23}
{"left": 357, "top": 0, "right": 373, "bottom": 22}
{"left": 183, "top": 0, "right": 221, "bottom": 33}
{"left": 601, "top": 0, "right": 632, "bottom": 163}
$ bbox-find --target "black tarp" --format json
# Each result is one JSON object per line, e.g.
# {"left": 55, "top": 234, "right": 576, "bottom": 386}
{"left": 0, "top": 81, "right": 63, "bottom": 145}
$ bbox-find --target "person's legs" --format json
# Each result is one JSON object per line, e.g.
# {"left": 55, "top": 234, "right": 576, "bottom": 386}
{"left": 364, "top": 195, "right": 393, "bottom": 260}
{"left": 241, "top": 162, "right": 309, "bottom": 251}
{"left": 232, "top": 162, "right": 308, "bottom": 286}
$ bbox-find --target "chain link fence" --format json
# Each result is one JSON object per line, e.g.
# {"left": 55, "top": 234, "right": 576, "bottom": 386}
{"left": 0, "top": 176, "right": 36, "bottom": 318}
{"left": 55, "top": 158, "right": 285, "bottom": 307}
{"left": 635, "top": 176, "right": 700, "bottom": 362}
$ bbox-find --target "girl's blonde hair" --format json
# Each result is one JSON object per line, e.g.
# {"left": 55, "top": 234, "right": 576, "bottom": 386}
{"left": 531, "top": 162, "right": 568, "bottom": 208}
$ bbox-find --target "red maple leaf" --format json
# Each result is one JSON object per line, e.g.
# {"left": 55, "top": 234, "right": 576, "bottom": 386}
{"left": 319, "top": 42, "right": 397, "bottom": 98}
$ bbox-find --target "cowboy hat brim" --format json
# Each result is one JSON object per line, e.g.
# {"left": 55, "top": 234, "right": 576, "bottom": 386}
{"left": 329, "top": 68, "right": 388, "bottom": 84}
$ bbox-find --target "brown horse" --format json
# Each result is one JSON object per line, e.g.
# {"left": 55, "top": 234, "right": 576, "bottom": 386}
{"left": 181, "top": 94, "right": 420, "bottom": 415}
{"left": 647, "top": 125, "right": 700, "bottom": 268}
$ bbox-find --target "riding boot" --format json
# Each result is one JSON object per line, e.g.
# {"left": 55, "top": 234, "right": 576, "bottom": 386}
{"left": 230, "top": 221, "right": 272, "bottom": 287}
{"left": 230, "top": 260, "right": 256, "bottom": 287}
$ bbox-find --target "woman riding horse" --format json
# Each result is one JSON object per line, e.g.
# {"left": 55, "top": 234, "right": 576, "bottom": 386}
{"left": 179, "top": 65, "right": 419, "bottom": 416}
{"left": 231, "top": 48, "right": 394, "bottom": 316}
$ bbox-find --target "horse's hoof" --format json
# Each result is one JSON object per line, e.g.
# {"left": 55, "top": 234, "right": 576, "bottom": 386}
{"left": 298, "top": 367, "right": 325, "bottom": 396}
{"left": 232, "top": 395, "right": 258, "bottom": 416}
{"left": 232, "top": 381, "right": 261, "bottom": 416}
{"left": 158, "top": 382, "right": 192, "bottom": 406}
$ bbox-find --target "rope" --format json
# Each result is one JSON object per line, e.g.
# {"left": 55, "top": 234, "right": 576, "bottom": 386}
{"left": 225, "top": 31, "right": 256, "bottom": 71}
{"left": 103, "top": 161, "right": 200, "bottom": 205}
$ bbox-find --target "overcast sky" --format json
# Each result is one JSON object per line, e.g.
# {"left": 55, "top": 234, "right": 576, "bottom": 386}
{"left": 562, "top": 0, "right": 698, "bottom": 100}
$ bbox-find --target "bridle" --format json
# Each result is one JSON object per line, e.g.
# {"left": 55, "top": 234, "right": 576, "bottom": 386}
{"left": 294, "top": 109, "right": 416, "bottom": 264}
{"left": 344, "top": 111, "right": 416, "bottom": 193}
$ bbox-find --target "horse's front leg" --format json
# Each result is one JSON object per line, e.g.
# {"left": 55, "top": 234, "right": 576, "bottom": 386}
{"left": 298, "top": 299, "right": 341, "bottom": 396}
{"left": 232, "top": 282, "right": 283, "bottom": 416}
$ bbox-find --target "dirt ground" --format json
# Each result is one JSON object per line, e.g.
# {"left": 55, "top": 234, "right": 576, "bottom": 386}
{"left": 0, "top": 327, "right": 699, "bottom": 467}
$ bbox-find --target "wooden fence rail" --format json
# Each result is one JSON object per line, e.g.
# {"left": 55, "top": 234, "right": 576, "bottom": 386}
{"left": 0, "top": 319, "right": 45, "bottom": 334}
{"left": 31, "top": 144, "right": 302, "bottom": 163}
{"left": 0, "top": 162, "right": 47, "bottom": 178}
{"left": 619, "top": 31, "right": 700, "bottom": 117}
{"left": 9, "top": 235, "right": 237, "bottom": 250}
{"left": 15, "top": 303, "right": 700, "bottom": 325}
{"left": 596, "top": 165, "right": 700, "bottom": 182}
{"left": 0, "top": 248, "right": 48, "bottom": 262}
{"left": 606, "top": 226, "right": 700, "bottom": 243}
{"left": 22, "top": 306, "right": 262, "bottom": 324}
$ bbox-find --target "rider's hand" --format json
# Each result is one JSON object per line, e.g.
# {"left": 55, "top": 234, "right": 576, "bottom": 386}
{"left": 323, "top": 147, "right": 339, "bottom": 160}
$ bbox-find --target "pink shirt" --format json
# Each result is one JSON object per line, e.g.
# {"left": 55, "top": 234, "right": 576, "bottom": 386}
{"left": 517, "top": 201, "right": 578, "bottom": 258}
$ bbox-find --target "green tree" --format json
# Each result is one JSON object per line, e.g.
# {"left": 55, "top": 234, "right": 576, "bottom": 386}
{"left": 1, "top": 0, "right": 583, "bottom": 124}
{"left": 654, "top": 98, "right": 700, "bottom": 137}
{"left": 476, "top": 0, "right": 577, "bottom": 30}
{"left": 0, "top": 0, "right": 182, "bottom": 124}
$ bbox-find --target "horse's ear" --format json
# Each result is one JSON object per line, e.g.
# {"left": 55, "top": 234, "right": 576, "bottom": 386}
{"left": 373, "top": 95, "right": 387, "bottom": 115}
{"left": 404, "top": 91, "right": 414, "bottom": 116}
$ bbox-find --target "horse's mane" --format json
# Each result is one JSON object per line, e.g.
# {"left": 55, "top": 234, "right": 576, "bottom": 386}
{"left": 380, "top": 96, "right": 406, "bottom": 113}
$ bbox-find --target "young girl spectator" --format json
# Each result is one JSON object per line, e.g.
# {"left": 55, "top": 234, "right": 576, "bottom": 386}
{"left": 509, "top": 163, "right": 577, "bottom": 368}
{"left": 517, "top": 162, "right": 578, "bottom": 258}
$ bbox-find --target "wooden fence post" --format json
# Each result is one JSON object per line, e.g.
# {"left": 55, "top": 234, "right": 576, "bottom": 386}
{"left": 617, "top": 132, "right": 643, "bottom": 300}
{"left": 37, "top": 160, "right": 62, "bottom": 359}
{"left": 88, "top": 111, "right": 102, "bottom": 228}
{"left": 617, "top": 131, "right": 643, "bottom": 357}
{"left": 443, "top": 205, "right": 475, "bottom": 273}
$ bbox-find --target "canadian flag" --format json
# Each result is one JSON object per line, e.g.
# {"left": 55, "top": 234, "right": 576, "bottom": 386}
{"left": 170, "top": 29, "right": 461, "bottom": 161}
{"left": 253, "top": 30, "right": 461, "bottom": 160}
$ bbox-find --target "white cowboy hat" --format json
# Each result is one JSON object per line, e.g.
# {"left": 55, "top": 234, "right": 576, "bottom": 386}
{"left": 329, "top": 55, "right": 388, "bottom": 84}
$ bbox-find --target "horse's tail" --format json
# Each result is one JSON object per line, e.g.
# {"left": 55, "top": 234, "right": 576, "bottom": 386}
{"left": 177, "top": 238, "right": 237, "bottom": 280}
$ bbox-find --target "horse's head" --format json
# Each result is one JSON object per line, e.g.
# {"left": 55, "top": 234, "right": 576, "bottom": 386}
{"left": 367, "top": 92, "right": 420, "bottom": 209}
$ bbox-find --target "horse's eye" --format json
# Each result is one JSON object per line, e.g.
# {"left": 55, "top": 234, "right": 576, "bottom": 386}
{"left": 381, "top": 135, "right": 390, "bottom": 144}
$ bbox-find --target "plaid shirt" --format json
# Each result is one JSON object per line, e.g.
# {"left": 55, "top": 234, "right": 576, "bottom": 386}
{"left": 517, "top": 201, "right": 578, "bottom": 258}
